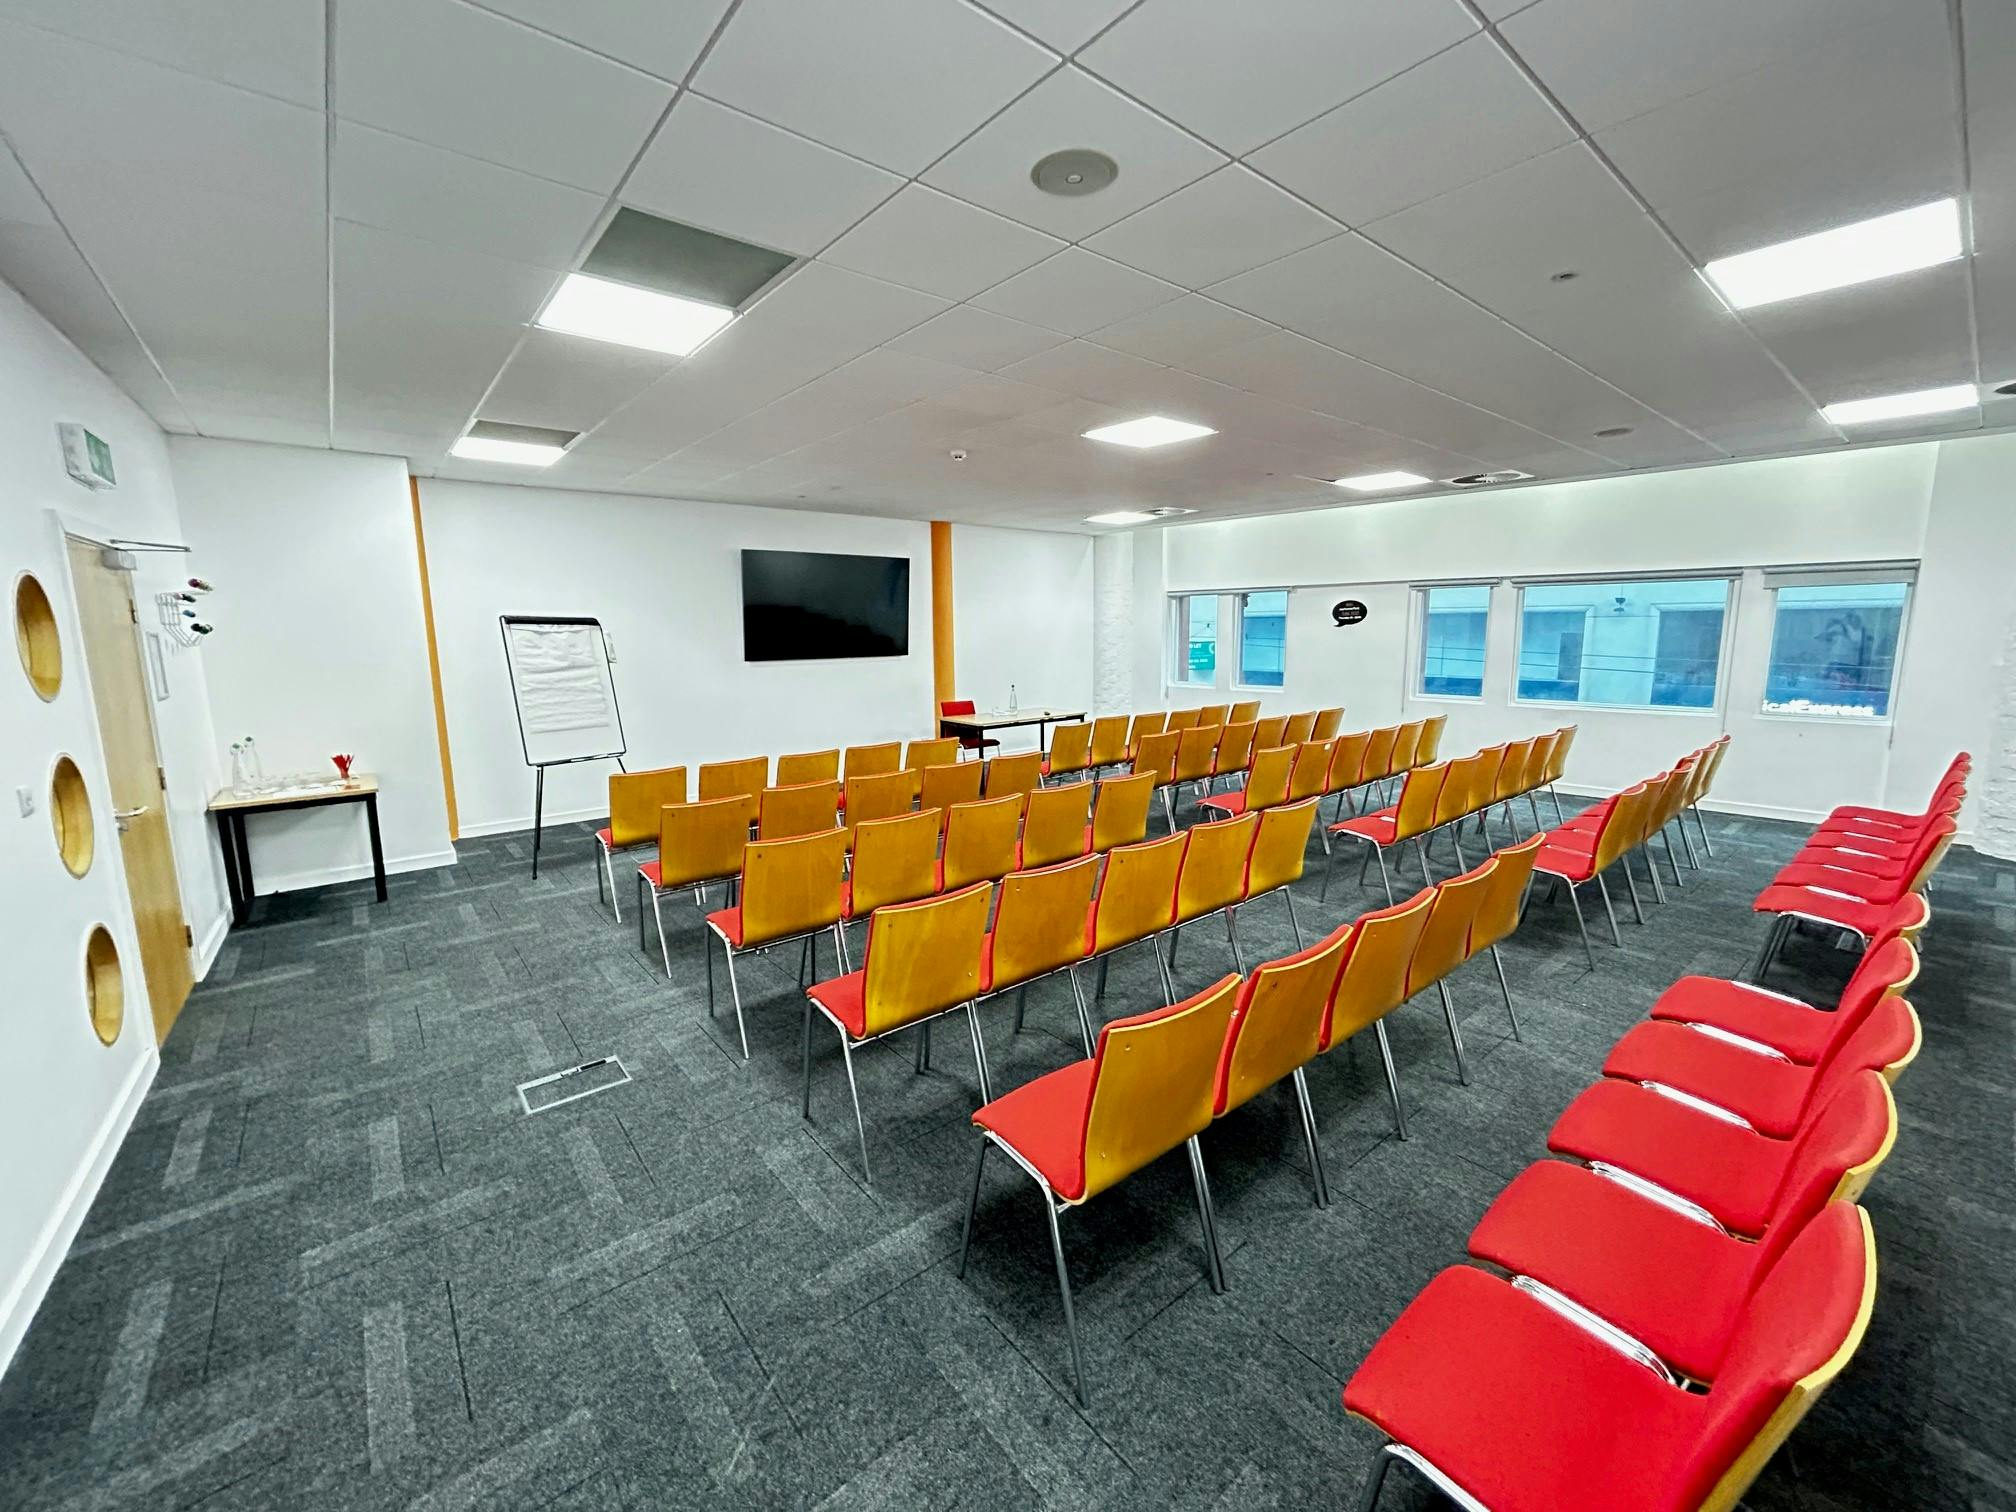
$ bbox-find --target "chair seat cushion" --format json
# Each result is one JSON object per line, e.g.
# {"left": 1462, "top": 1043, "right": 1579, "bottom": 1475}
{"left": 1793, "top": 834, "right": 1913, "bottom": 865}
{"left": 1467, "top": 1161, "right": 1755, "bottom": 1384}
{"left": 1329, "top": 808, "right": 1396, "bottom": 842}
{"left": 1602, "top": 1021, "right": 1811, "bottom": 1137}
{"left": 1197, "top": 792, "right": 1249, "bottom": 818}
{"left": 705, "top": 905, "right": 744, "bottom": 948}
{"left": 1772, "top": 860, "right": 1906, "bottom": 894}
{"left": 806, "top": 970, "right": 868, "bottom": 1037}
{"left": 1547, "top": 1080, "right": 1782, "bottom": 1236}
{"left": 1752, "top": 884, "right": 1895, "bottom": 936}
{"left": 972, "top": 1060, "right": 1095, "bottom": 1202}
{"left": 1342, "top": 1266, "right": 1701, "bottom": 1512}
{"left": 1647, "top": 977, "right": 1838, "bottom": 1063}
{"left": 638, "top": 859, "right": 662, "bottom": 886}
{"left": 595, "top": 826, "right": 614, "bottom": 847}
{"left": 1532, "top": 839, "right": 1598, "bottom": 882}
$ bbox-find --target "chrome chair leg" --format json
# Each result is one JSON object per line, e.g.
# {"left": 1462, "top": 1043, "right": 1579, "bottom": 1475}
{"left": 1621, "top": 857, "right": 1647, "bottom": 922}
{"left": 1374, "top": 847, "right": 1395, "bottom": 905}
{"left": 1562, "top": 879, "right": 1596, "bottom": 972}
{"left": 1168, "top": 922, "right": 1182, "bottom": 973}
{"left": 1283, "top": 888, "right": 1305, "bottom": 950}
{"left": 1372, "top": 1020, "right": 1408, "bottom": 1140}
{"left": 1355, "top": 1448, "right": 1396, "bottom": 1512}
{"left": 1549, "top": 784, "right": 1567, "bottom": 824}
{"left": 1435, "top": 981, "right": 1470, "bottom": 1085}
{"left": 838, "top": 1033, "right": 870, "bottom": 1184}
{"left": 1641, "top": 846, "right": 1666, "bottom": 907}
{"left": 1489, "top": 945, "right": 1521, "bottom": 1041}
{"left": 801, "top": 998, "right": 816, "bottom": 1117}
{"left": 1066, "top": 967, "right": 1094, "bottom": 1057}
{"left": 1676, "top": 815, "right": 1701, "bottom": 871}
{"left": 705, "top": 929, "right": 716, "bottom": 1015}
{"left": 966, "top": 1003, "right": 993, "bottom": 1104}
{"left": 1291, "top": 1067, "right": 1329, "bottom": 1208}
{"left": 1691, "top": 802, "right": 1714, "bottom": 857}
{"left": 1746, "top": 914, "right": 1790, "bottom": 983}
{"left": 834, "top": 920, "right": 851, "bottom": 974}
{"left": 596, "top": 838, "right": 608, "bottom": 907}
{"left": 1417, "top": 838, "right": 1435, "bottom": 888}
{"left": 1595, "top": 874, "right": 1624, "bottom": 946}
{"left": 957, "top": 1138, "right": 988, "bottom": 1278}
{"left": 1041, "top": 1191, "right": 1090, "bottom": 1409}
{"left": 604, "top": 845, "right": 621, "bottom": 921}
{"left": 636, "top": 873, "right": 647, "bottom": 954}
{"left": 1096, "top": 954, "right": 1110, "bottom": 1000}
{"left": 1154, "top": 934, "right": 1177, "bottom": 1003}
{"left": 724, "top": 949, "right": 751, "bottom": 1058}
{"left": 1359, "top": 841, "right": 1376, "bottom": 888}
{"left": 916, "top": 1019, "right": 931, "bottom": 1073}
{"left": 1527, "top": 793, "right": 1545, "bottom": 832}
{"left": 1662, "top": 828, "right": 1686, "bottom": 887}
{"left": 1224, "top": 910, "right": 1245, "bottom": 976}
{"left": 1012, "top": 986, "right": 1027, "bottom": 1035}
{"left": 1185, "top": 1136, "right": 1228, "bottom": 1294}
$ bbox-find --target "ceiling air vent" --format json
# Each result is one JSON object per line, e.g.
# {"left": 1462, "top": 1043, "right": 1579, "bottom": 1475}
{"left": 1444, "top": 470, "right": 1534, "bottom": 488}
{"left": 1145, "top": 507, "right": 1195, "bottom": 518}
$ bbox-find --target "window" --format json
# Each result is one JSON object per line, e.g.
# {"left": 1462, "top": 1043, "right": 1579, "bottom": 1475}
{"left": 1762, "top": 580, "right": 1909, "bottom": 718}
{"left": 1418, "top": 585, "right": 1489, "bottom": 697}
{"left": 1516, "top": 577, "right": 1730, "bottom": 709}
{"left": 1170, "top": 593, "right": 1218, "bottom": 686}
{"left": 1236, "top": 590, "right": 1287, "bottom": 687}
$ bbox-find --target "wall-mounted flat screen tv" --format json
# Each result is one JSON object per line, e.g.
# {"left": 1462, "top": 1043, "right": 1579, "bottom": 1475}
{"left": 741, "top": 549, "right": 911, "bottom": 662}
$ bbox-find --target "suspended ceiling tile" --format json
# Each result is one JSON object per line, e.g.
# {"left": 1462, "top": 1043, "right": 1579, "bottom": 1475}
{"left": 1085, "top": 165, "right": 1344, "bottom": 290}
{"left": 820, "top": 184, "right": 1065, "bottom": 302}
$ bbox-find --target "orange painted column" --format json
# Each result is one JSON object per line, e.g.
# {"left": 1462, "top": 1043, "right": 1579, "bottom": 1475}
{"left": 930, "top": 520, "right": 954, "bottom": 725}
{"left": 410, "top": 476, "right": 461, "bottom": 839}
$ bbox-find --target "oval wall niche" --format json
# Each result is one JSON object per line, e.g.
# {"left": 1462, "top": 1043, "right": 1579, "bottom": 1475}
{"left": 85, "top": 925, "right": 124, "bottom": 1046}
{"left": 15, "top": 572, "right": 62, "bottom": 701}
{"left": 52, "top": 754, "right": 94, "bottom": 878}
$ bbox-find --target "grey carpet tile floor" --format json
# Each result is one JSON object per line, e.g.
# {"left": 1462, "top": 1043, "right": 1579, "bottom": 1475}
{"left": 4, "top": 795, "right": 2013, "bottom": 1510}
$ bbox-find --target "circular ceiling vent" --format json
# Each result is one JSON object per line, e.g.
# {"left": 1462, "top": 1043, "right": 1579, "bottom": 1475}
{"left": 1032, "top": 149, "right": 1118, "bottom": 197}
{"left": 1444, "top": 470, "right": 1535, "bottom": 488}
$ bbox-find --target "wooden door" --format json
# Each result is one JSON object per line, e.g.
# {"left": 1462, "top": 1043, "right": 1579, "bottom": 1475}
{"left": 67, "top": 538, "right": 193, "bottom": 1042}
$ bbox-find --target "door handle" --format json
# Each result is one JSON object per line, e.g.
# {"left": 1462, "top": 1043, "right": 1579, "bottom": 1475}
{"left": 114, "top": 805, "right": 149, "bottom": 831}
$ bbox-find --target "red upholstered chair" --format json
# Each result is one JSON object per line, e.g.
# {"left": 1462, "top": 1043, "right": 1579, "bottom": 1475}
{"left": 1747, "top": 818, "right": 1953, "bottom": 980}
{"left": 1467, "top": 1071, "right": 1895, "bottom": 1386}
{"left": 1813, "top": 754, "right": 1968, "bottom": 837}
{"left": 1343, "top": 1202, "right": 1877, "bottom": 1512}
{"left": 1647, "top": 934, "right": 1918, "bottom": 1064}
{"left": 958, "top": 976, "right": 1241, "bottom": 1407}
{"left": 940, "top": 698, "right": 998, "bottom": 759}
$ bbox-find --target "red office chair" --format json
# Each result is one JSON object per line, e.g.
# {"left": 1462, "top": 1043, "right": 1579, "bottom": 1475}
{"left": 940, "top": 699, "right": 999, "bottom": 760}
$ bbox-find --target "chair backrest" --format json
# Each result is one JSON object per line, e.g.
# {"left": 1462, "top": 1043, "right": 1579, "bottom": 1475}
{"left": 1695, "top": 733, "right": 1731, "bottom": 797}
{"left": 904, "top": 737, "right": 961, "bottom": 772}
{"left": 656, "top": 796, "right": 751, "bottom": 891}
{"left": 1360, "top": 724, "right": 1399, "bottom": 782}
{"left": 1470, "top": 835, "right": 1541, "bottom": 952}
{"left": 941, "top": 795, "right": 1025, "bottom": 890}
{"left": 941, "top": 699, "right": 976, "bottom": 717}
{"left": 758, "top": 780, "right": 842, "bottom": 841}
{"left": 1685, "top": 1203, "right": 1875, "bottom": 1512}
{"left": 1392, "top": 762, "right": 1449, "bottom": 841}
{"left": 699, "top": 756, "right": 768, "bottom": 801}
{"left": 1652, "top": 758, "right": 1697, "bottom": 830}
{"left": 1324, "top": 730, "right": 1371, "bottom": 795}
{"left": 1228, "top": 700, "right": 1261, "bottom": 724}
{"left": 1215, "top": 924, "right": 1352, "bottom": 1116}
{"left": 1463, "top": 745, "right": 1507, "bottom": 815}
{"left": 843, "top": 771, "right": 914, "bottom": 842}
{"left": 1046, "top": 722, "right": 1093, "bottom": 777}
{"left": 1090, "top": 833, "right": 1184, "bottom": 953}
{"left": 1388, "top": 719, "right": 1424, "bottom": 773}
{"left": 1755, "top": 1073, "right": 1895, "bottom": 1275}
{"left": 848, "top": 809, "right": 943, "bottom": 917}
{"left": 1078, "top": 976, "right": 1243, "bottom": 1203}
{"left": 1174, "top": 813, "right": 1260, "bottom": 924}
{"left": 1522, "top": 731, "right": 1558, "bottom": 792}
{"left": 1213, "top": 720, "right": 1259, "bottom": 776}
{"left": 1090, "top": 772, "right": 1156, "bottom": 852}
{"left": 1903, "top": 819, "right": 1957, "bottom": 892}
{"left": 1288, "top": 740, "right": 1333, "bottom": 802}
{"left": 987, "top": 856, "right": 1100, "bottom": 992}
{"left": 919, "top": 759, "right": 983, "bottom": 811}
{"left": 1868, "top": 893, "right": 1931, "bottom": 951}
{"left": 1195, "top": 704, "right": 1228, "bottom": 728}
{"left": 986, "top": 751, "right": 1043, "bottom": 800}
{"left": 1430, "top": 751, "right": 1492, "bottom": 828}
{"left": 1243, "top": 746, "right": 1296, "bottom": 811}
{"left": 1174, "top": 724, "right": 1222, "bottom": 784}
{"left": 738, "top": 828, "right": 848, "bottom": 947}
{"left": 1133, "top": 730, "right": 1181, "bottom": 786}
{"left": 1126, "top": 712, "right": 1168, "bottom": 751}
{"left": 1088, "top": 715, "right": 1129, "bottom": 767}
{"left": 1166, "top": 707, "right": 1202, "bottom": 732}
{"left": 1021, "top": 783, "right": 1092, "bottom": 869}
{"left": 1245, "top": 798, "right": 1320, "bottom": 897}
{"left": 1415, "top": 713, "right": 1448, "bottom": 764}
{"left": 776, "top": 750, "right": 839, "bottom": 786}
{"left": 844, "top": 742, "right": 902, "bottom": 780}
{"left": 1282, "top": 711, "right": 1317, "bottom": 745}
{"left": 1253, "top": 714, "right": 1289, "bottom": 750}
{"left": 1492, "top": 737, "right": 1537, "bottom": 804}
{"left": 1321, "top": 889, "right": 1436, "bottom": 1048}
{"left": 1311, "top": 706, "right": 1344, "bottom": 741}
{"left": 1809, "top": 996, "right": 1921, "bottom": 1106}
{"left": 1544, "top": 724, "right": 1578, "bottom": 783}
{"left": 857, "top": 883, "right": 992, "bottom": 1038}
{"left": 609, "top": 766, "right": 688, "bottom": 848}
{"left": 1405, "top": 860, "right": 1496, "bottom": 996}
{"left": 1590, "top": 784, "right": 1652, "bottom": 872}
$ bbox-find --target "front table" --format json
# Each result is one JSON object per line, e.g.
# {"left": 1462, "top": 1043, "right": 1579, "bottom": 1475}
{"left": 937, "top": 706, "right": 1087, "bottom": 753}
{"left": 208, "top": 775, "right": 386, "bottom": 926}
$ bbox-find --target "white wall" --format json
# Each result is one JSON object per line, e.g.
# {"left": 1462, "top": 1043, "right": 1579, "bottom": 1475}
{"left": 420, "top": 481, "right": 939, "bottom": 834}
{"left": 950, "top": 523, "right": 1094, "bottom": 752}
{"left": 167, "top": 439, "right": 455, "bottom": 891}
{"left": 0, "top": 277, "right": 227, "bottom": 1374}
{"left": 1150, "top": 435, "right": 2015, "bottom": 851}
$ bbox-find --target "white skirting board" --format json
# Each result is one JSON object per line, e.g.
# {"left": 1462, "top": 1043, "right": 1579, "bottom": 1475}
{"left": 0, "top": 1045, "right": 157, "bottom": 1381}
{"left": 224, "top": 846, "right": 460, "bottom": 903}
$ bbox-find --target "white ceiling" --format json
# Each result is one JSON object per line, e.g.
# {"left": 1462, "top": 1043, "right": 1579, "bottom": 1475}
{"left": 0, "top": 0, "right": 2009, "bottom": 530}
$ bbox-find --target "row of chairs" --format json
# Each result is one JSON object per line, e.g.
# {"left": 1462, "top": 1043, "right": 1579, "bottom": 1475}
{"left": 1746, "top": 752, "right": 1966, "bottom": 982}
{"left": 1342, "top": 878, "right": 1929, "bottom": 1509}
{"left": 1526, "top": 737, "right": 1731, "bottom": 967}
{"left": 1043, "top": 704, "right": 1347, "bottom": 782}
{"left": 1322, "top": 726, "right": 1579, "bottom": 900}
{"left": 955, "top": 836, "right": 1544, "bottom": 1406}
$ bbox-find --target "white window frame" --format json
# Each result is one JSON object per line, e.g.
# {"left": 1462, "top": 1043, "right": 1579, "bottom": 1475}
{"left": 1411, "top": 583, "right": 1492, "bottom": 703}
{"left": 1756, "top": 567, "right": 1915, "bottom": 724}
{"left": 1509, "top": 574, "right": 1736, "bottom": 716}
{"left": 1231, "top": 588, "right": 1289, "bottom": 693}
{"left": 1167, "top": 592, "right": 1221, "bottom": 691}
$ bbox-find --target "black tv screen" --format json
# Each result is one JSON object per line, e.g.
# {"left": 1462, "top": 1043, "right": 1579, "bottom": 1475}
{"left": 741, "top": 549, "right": 911, "bottom": 662}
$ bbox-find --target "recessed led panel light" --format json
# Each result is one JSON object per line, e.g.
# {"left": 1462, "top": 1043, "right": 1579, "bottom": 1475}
{"left": 1703, "top": 199, "right": 1963, "bottom": 310}
{"left": 1084, "top": 510, "right": 1158, "bottom": 525}
{"left": 1081, "top": 416, "right": 1216, "bottom": 449}
{"left": 450, "top": 436, "right": 567, "bottom": 467}
{"left": 1333, "top": 470, "right": 1431, "bottom": 492}
{"left": 1820, "top": 384, "right": 1976, "bottom": 426}
{"left": 537, "top": 273, "right": 737, "bottom": 357}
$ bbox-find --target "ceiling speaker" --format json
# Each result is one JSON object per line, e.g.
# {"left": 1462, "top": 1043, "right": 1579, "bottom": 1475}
{"left": 1031, "top": 149, "right": 1118, "bottom": 197}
